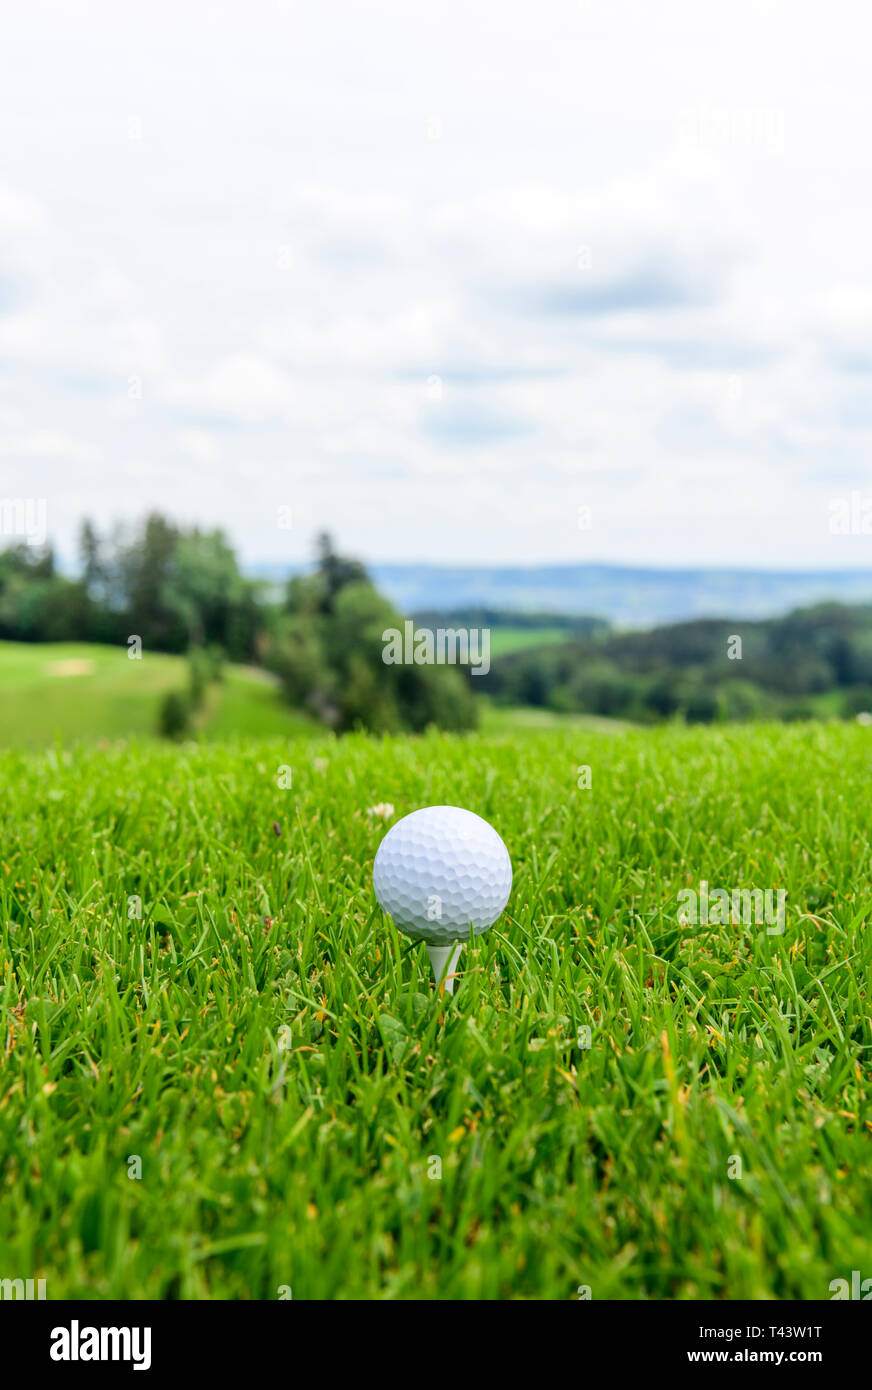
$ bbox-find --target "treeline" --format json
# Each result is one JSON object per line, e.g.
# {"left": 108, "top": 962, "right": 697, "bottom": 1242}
{"left": 476, "top": 603, "right": 872, "bottom": 722}
{"left": 8, "top": 517, "right": 872, "bottom": 729}
{"left": 0, "top": 516, "right": 261, "bottom": 661}
{"left": 411, "top": 607, "right": 608, "bottom": 636}
{"left": 0, "top": 517, "right": 476, "bottom": 733}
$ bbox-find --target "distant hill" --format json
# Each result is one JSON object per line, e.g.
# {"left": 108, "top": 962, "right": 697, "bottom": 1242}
{"left": 248, "top": 562, "right": 872, "bottom": 628}
{"left": 476, "top": 601, "right": 872, "bottom": 724}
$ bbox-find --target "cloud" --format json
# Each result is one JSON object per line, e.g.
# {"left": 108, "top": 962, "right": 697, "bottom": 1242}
{"left": 0, "top": 4, "right": 871, "bottom": 568}
{"left": 421, "top": 398, "right": 533, "bottom": 447}
{"left": 522, "top": 266, "right": 709, "bottom": 318}
{"left": 161, "top": 354, "right": 328, "bottom": 427}
{"left": 177, "top": 429, "right": 220, "bottom": 464}
{"left": 0, "top": 430, "right": 98, "bottom": 462}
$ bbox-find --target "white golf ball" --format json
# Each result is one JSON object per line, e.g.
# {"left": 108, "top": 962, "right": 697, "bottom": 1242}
{"left": 373, "top": 805, "right": 512, "bottom": 945}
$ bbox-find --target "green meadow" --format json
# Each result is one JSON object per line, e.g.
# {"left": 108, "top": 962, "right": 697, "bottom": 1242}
{"left": 0, "top": 696, "right": 870, "bottom": 1298}
{"left": 0, "top": 641, "right": 314, "bottom": 747}
{"left": 484, "top": 626, "right": 576, "bottom": 658}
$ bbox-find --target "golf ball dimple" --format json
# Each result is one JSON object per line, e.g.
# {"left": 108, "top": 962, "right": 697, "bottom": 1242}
{"left": 372, "top": 805, "right": 512, "bottom": 944}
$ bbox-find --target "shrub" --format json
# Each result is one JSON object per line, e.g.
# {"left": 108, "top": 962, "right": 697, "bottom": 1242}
{"left": 158, "top": 690, "right": 191, "bottom": 740}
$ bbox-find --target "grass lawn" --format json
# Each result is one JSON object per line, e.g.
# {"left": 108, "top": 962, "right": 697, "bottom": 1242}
{"left": 484, "top": 627, "right": 578, "bottom": 658}
{"left": 0, "top": 641, "right": 314, "bottom": 746}
{"left": 478, "top": 698, "right": 631, "bottom": 735}
{"left": 0, "top": 721, "right": 870, "bottom": 1298}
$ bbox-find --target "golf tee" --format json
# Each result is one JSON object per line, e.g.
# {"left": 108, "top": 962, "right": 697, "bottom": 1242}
{"left": 425, "top": 941, "right": 463, "bottom": 994}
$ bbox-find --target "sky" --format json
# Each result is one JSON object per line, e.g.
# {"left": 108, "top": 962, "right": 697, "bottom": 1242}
{"left": 1, "top": 0, "right": 871, "bottom": 571}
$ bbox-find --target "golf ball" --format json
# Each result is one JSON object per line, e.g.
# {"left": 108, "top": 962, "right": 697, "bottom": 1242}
{"left": 372, "top": 805, "right": 512, "bottom": 944}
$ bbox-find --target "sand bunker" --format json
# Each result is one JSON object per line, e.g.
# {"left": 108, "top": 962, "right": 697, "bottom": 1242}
{"left": 46, "top": 659, "right": 96, "bottom": 677}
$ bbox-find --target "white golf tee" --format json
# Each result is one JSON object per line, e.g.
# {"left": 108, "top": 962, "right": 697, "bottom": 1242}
{"left": 425, "top": 941, "right": 463, "bottom": 994}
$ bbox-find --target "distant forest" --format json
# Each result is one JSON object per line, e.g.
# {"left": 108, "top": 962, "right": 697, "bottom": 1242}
{"left": 4, "top": 520, "right": 872, "bottom": 726}
{"left": 474, "top": 604, "right": 872, "bottom": 722}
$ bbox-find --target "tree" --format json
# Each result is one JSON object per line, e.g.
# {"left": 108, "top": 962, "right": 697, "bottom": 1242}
{"left": 266, "top": 536, "right": 476, "bottom": 732}
{"left": 314, "top": 531, "right": 368, "bottom": 614}
{"left": 79, "top": 520, "right": 106, "bottom": 602}
{"left": 118, "top": 513, "right": 186, "bottom": 650}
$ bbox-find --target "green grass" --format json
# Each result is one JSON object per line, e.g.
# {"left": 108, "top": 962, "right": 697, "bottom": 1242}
{"left": 478, "top": 698, "right": 630, "bottom": 734}
{"left": 1, "top": 721, "right": 870, "bottom": 1299}
{"left": 809, "top": 689, "right": 850, "bottom": 717}
{"left": 0, "top": 641, "right": 314, "bottom": 746}
{"left": 485, "top": 627, "right": 576, "bottom": 657}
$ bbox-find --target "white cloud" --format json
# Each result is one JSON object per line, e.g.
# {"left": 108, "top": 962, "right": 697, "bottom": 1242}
{"left": 0, "top": 430, "right": 98, "bottom": 461}
{"left": 161, "top": 354, "right": 321, "bottom": 426}
{"left": 0, "top": 1, "right": 871, "bottom": 567}
{"left": 177, "top": 429, "right": 220, "bottom": 465}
